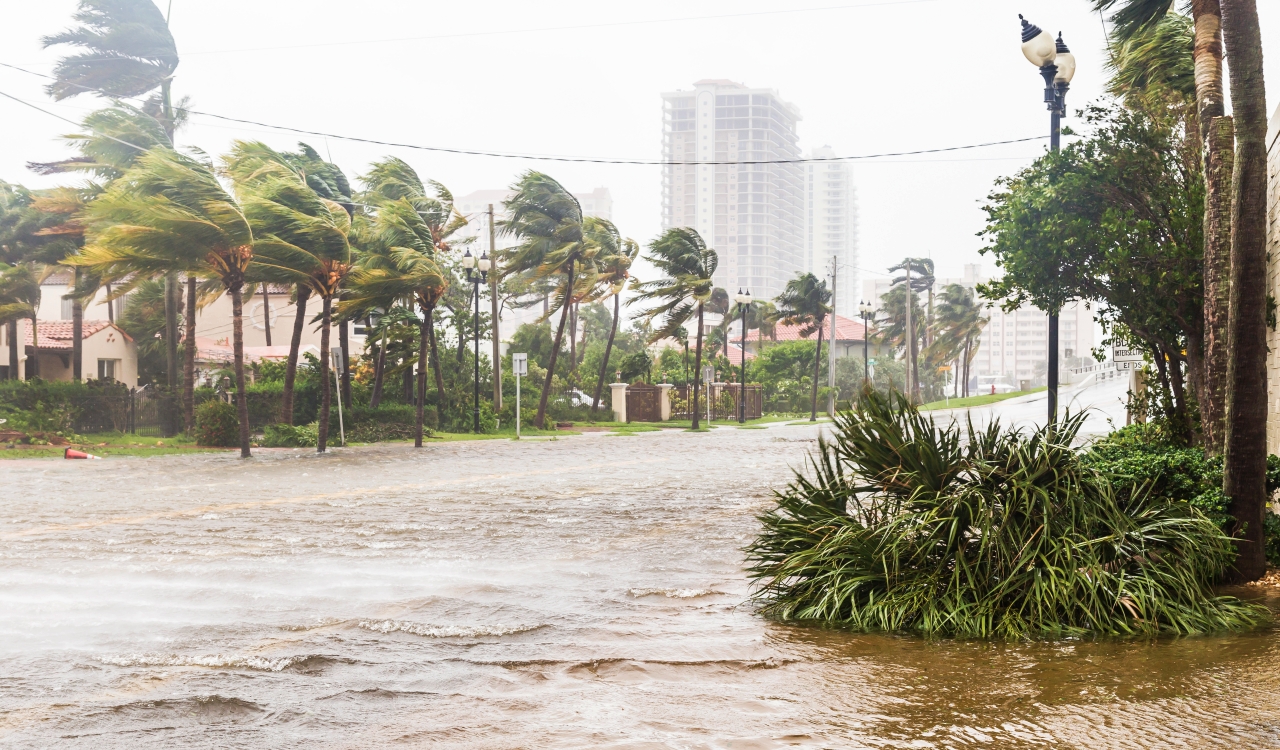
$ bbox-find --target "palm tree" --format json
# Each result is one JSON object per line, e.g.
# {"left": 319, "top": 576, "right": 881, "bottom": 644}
{"left": 775, "top": 273, "right": 833, "bottom": 421}
{"left": 0, "top": 263, "right": 41, "bottom": 378}
{"left": 500, "top": 172, "right": 589, "bottom": 429}
{"left": 631, "top": 227, "right": 717, "bottom": 429}
{"left": 888, "top": 258, "right": 933, "bottom": 401}
{"left": 875, "top": 283, "right": 926, "bottom": 398}
{"left": 1217, "top": 0, "right": 1269, "bottom": 581}
{"left": 226, "top": 141, "right": 353, "bottom": 453}
{"left": 44, "top": 0, "right": 185, "bottom": 392}
{"left": 71, "top": 148, "right": 255, "bottom": 457}
{"left": 931, "top": 284, "right": 986, "bottom": 398}
{"left": 356, "top": 158, "right": 465, "bottom": 436}
{"left": 584, "top": 219, "right": 638, "bottom": 414}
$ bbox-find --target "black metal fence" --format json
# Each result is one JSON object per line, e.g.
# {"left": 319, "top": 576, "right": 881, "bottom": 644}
{"left": 672, "top": 384, "right": 763, "bottom": 421}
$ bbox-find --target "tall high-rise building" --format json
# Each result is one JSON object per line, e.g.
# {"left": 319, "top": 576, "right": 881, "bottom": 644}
{"left": 804, "top": 146, "right": 858, "bottom": 318}
{"left": 661, "top": 80, "right": 805, "bottom": 302}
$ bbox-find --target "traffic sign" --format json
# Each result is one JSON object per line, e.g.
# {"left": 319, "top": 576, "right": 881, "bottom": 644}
{"left": 512, "top": 353, "right": 528, "bottom": 376}
{"left": 1112, "top": 347, "right": 1143, "bottom": 363}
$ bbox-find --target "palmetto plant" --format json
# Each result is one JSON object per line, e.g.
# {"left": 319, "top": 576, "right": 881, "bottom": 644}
{"left": 227, "top": 141, "right": 353, "bottom": 452}
{"left": 583, "top": 218, "right": 638, "bottom": 414}
{"left": 71, "top": 148, "right": 255, "bottom": 457}
{"left": 774, "top": 272, "right": 832, "bottom": 422}
{"left": 746, "top": 390, "right": 1269, "bottom": 638}
{"left": 345, "top": 157, "right": 460, "bottom": 443}
{"left": 500, "top": 171, "right": 589, "bottom": 429}
{"left": 631, "top": 227, "right": 717, "bottom": 429}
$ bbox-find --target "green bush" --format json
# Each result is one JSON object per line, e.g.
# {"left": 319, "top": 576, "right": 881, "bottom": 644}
{"left": 746, "top": 392, "right": 1268, "bottom": 639}
{"left": 195, "top": 400, "right": 240, "bottom": 447}
{"left": 263, "top": 422, "right": 318, "bottom": 447}
{"left": 0, "top": 379, "right": 132, "bottom": 432}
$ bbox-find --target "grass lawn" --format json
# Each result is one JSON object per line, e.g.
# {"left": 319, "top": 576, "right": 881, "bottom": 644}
{"left": 0, "top": 432, "right": 228, "bottom": 459}
{"left": 919, "top": 387, "right": 1046, "bottom": 411}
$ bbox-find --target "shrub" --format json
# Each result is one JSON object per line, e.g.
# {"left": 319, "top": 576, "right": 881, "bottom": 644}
{"left": 263, "top": 422, "right": 318, "bottom": 447}
{"left": 746, "top": 392, "right": 1268, "bottom": 639}
{"left": 195, "top": 400, "right": 240, "bottom": 447}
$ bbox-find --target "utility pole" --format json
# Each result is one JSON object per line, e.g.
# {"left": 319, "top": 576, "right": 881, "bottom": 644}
{"left": 488, "top": 205, "right": 502, "bottom": 411}
{"left": 904, "top": 262, "right": 913, "bottom": 402}
{"left": 827, "top": 255, "right": 838, "bottom": 416}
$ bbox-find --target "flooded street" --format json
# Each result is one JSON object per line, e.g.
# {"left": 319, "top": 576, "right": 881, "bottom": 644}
{"left": 2, "top": 425, "right": 1279, "bottom": 748}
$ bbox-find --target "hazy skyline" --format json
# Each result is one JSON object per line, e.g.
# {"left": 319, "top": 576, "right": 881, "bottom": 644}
{"left": 1, "top": 0, "right": 1276, "bottom": 297}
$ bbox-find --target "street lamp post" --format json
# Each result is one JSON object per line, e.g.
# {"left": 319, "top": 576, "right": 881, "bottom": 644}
{"left": 461, "top": 249, "right": 492, "bottom": 434}
{"left": 1019, "top": 15, "right": 1075, "bottom": 426}
{"left": 735, "top": 289, "right": 752, "bottom": 423}
{"left": 859, "top": 300, "right": 873, "bottom": 386}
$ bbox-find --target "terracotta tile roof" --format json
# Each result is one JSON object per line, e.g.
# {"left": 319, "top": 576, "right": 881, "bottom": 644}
{"left": 194, "top": 337, "right": 312, "bottom": 365}
{"left": 23, "top": 320, "right": 132, "bottom": 350}
{"left": 771, "top": 314, "right": 870, "bottom": 343}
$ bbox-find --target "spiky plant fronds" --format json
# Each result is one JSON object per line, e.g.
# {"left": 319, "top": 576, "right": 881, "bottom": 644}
{"left": 42, "top": 0, "right": 179, "bottom": 101}
{"left": 746, "top": 390, "right": 1269, "bottom": 639}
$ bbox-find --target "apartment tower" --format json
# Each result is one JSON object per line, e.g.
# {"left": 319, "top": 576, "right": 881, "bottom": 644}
{"left": 805, "top": 146, "right": 858, "bottom": 318}
{"left": 661, "top": 80, "right": 805, "bottom": 302}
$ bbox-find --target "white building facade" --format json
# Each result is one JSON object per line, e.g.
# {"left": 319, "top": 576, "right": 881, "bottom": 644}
{"left": 661, "top": 80, "right": 805, "bottom": 302}
{"left": 804, "top": 146, "right": 859, "bottom": 319}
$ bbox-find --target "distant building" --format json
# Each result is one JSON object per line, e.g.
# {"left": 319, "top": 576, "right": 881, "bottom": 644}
{"left": 660, "top": 80, "right": 805, "bottom": 303}
{"left": 804, "top": 146, "right": 859, "bottom": 319}
{"left": 862, "top": 264, "right": 1094, "bottom": 387}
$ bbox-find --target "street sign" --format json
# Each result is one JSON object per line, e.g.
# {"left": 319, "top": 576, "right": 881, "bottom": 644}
{"left": 702, "top": 365, "right": 715, "bottom": 384}
{"left": 512, "top": 353, "right": 528, "bottom": 376}
{"left": 1112, "top": 347, "right": 1143, "bottom": 363}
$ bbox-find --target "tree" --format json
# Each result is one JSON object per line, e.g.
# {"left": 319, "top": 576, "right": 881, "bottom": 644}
{"left": 354, "top": 157, "right": 465, "bottom": 438}
{"left": 980, "top": 103, "right": 1203, "bottom": 441}
{"left": 1218, "top": 0, "right": 1268, "bottom": 581}
{"left": 500, "top": 172, "right": 588, "bottom": 429}
{"left": 632, "top": 228, "right": 718, "bottom": 429}
{"left": 774, "top": 273, "right": 833, "bottom": 421}
{"left": 874, "top": 282, "right": 926, "bottom": 397}
{"left": 583, "top": 219, "right": 637, "bottom": 414}
{"left": 887, "top": 258, "right": 933, "bottom": 401}
{"left": 930, "top": 283, "right": 987, "bottom": 397}
{"left": 227, "top": 141, "right": 353, "bottom": 453}
{"left": 0, "top": 263, "right": 41, "bottom": 377}
{"left": 71, "top": 148, "right": 255, "bottom": 457}
{"left": 44, "top": 0, "right": 186, "bottom": 392}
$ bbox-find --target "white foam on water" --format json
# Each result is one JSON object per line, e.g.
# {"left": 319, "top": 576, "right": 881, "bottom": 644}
{"left": 94, "top": 653, "right": 320, "bottom": 672}
{"left": 356, "top": 620, "right": 544, "bottom": 638}
{"left": 627, "top": 588, "right": 721, "bottom": 599}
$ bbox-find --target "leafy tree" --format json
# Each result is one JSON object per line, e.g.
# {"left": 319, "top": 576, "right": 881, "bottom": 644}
{"left": 774, "top": 273, "right": 833, "bottom": 421}
{"left": 71, "top": 148, "right": 255, "bottom": 457}
{"left": 500, "top": 172, "right": 589, "bottom": 429}
{"left": 631, "top": 228, "right": 718, "bottom": 429}
{"left": 979, "top": 102, "right": 1202, "bottom": 441}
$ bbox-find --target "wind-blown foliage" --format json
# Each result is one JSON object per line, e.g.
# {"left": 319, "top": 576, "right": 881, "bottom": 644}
{"left": 746, "top": 391, "right": 1268, "bottom": 638}
{"left": 41, "top": 0, "right": 179, "bottom": 102}
{"left": 774, "top": 273, "right": 832, "bottom": 421}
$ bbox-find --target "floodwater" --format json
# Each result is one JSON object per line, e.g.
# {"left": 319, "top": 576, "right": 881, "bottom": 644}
{"left": 2, "top": 425, "right": 1278, "bottom": 748}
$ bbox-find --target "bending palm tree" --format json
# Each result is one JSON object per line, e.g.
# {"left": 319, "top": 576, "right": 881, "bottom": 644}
{"left": 226, "top": 141, "right": 353, "bottom": 453}
{"left": 585, "top": 223, "right": 638, "bottom": 414}
{"left": 930, "top": 283, "right": 986, "bottom": 398}
{"left": 500, "top": 172, "right": 589, "bottom": 429}
{"left": 631, "top": 227, "right": 718, "bottom": 429}
{"left": 44, "top": 0, "right": 186, "bottom": 391}
{"left": 0, "top": 263, "right": 41, "bottom": 378}
{"left": 775, "top": 273, "right": 832, "bottom": 421}
{"left": 71, "top": 148, "right": 255, "bottom": 457}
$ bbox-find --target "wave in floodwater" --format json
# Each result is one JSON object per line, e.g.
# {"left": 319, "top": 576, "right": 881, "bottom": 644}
{"left": 3, "top": 426, "right": 1280, "bottom": 749}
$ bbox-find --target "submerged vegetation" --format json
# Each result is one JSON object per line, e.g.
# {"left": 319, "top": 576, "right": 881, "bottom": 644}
{"left": 746, "top": 392, "right": 1269, "bottom": 639}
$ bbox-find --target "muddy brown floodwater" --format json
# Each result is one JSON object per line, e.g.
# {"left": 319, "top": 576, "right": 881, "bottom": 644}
{"left": 2, "top": 425, "right": 1279, "bottom": 748}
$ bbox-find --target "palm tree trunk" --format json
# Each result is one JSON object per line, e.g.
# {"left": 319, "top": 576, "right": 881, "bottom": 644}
{"left": 692, "top": 305, "right": 704, "bottom": 430}
{"left": 7, "top": 321, "right": 17, "bottom": 378}
{"left": 29, "top": 315, "right": 38, "bottom": 378}
{"left": 810, "top": 324, "right": 824, "bottom": 421}
{"left": 105, "top": 282, "right": 114, "bottom": 324}
{"left": 416, "top": 312, "right": 428, "bottom": 447}
{"left": 165, "top": 272, "right": 179, "bottom": 388}
{"left": 282, "top": 286, "right": 309, "bottom": 425}
{"left": 536, "top": 264, "right": 574, "bottom": 429}
{"left": 184, "top": 275, "right": 196, "bottom": 432}
{"left": 591, "top": 293, "right": 621, "bottom": 414}
{"left": 569, "top": 303, "right": 577, "bottom": 378}
{"left": 230, "top": 283, "right": 251, "bottom": 458}
{"left": 370, "top": 328, "right": 387, "bottom": 408}
{"left": 1193, "top": 0, "right": 1231, "bottom": 454}
{"left": 427, "top": 304, "right": 445, "bottom": 431}
{"left": 261, "top": 284, "right": 272, "bottom": 346}
{"left": 317, "top": 296, "right": 332, "bottom": 453}
{"left": 1203, "top": 116, "right": 1234, "bottom": 454}
{"left": 71, "top": 269, "right": 82, "bottom": 381}
{"left": 1220, "top": 0, "right": 1268, "bottom": 581}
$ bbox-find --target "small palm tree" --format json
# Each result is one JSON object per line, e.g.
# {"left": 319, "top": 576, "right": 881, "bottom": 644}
{"left": 227, "top": 141, "right": 353, "bottom": 452}
{"left": 583, "top": 219, "right": 638, "bottom": 414}
{"left": 71, "top": 148, "right": 255, "bottom": 457}
{"left": 631, "top": 227, "right": 717, "bottom": 429}
{"left": 0, "top": 263, "right": 41, "bottom": 377}
{"left": 774, "top": 273, "right": 832, "bottom": 421}
{"left": 500, "top": 172, "right": 589, "bottom": 429}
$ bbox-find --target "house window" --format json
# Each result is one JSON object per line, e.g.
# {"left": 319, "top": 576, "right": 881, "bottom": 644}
{"left": 97, "top": 358, "right": 119, "bottom": 381}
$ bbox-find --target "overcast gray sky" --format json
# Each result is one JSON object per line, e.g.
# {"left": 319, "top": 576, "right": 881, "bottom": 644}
{"left": 1, "top": 0, "right": 1276, "bottom": 293}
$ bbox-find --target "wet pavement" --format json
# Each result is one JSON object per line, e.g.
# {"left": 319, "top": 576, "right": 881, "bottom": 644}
{"left": 1, "top": 423, "right": 1278, "bottom": 748}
